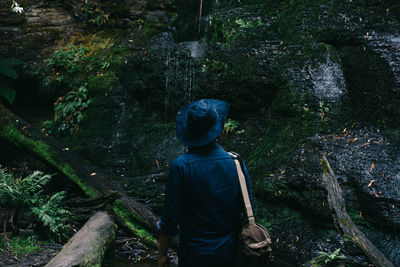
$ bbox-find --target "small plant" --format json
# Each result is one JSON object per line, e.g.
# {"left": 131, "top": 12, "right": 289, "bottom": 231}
{"left": 0, "top": 167, "right": 70, "bottom": 256}
{"left": 43, "top": 85, "right": 91, "bottom": 136}
{"left": 0, "top": 233, "right": 41, "bottom": 257}
{"left": 82, "top": 0, "right": 110, "bottom": 26}
{"left": 45, "top": 45, "right": 89, "bottom": 75}
{"left": 0, "top": 57, "right": 24, "bottom": 103}
{"left": 222, "top": 119, "right": 240, "bottom": 137}
{"left": 318, "top": 101, "right": 330, "bottom": 121}
{"left": 0, "top": 167, "right": 70, "bottom": 240}
{"left": 303, "top": 248, "right": 346, "bottom": 267}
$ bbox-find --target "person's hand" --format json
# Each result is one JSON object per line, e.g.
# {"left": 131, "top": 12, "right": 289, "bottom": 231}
{"left": 158, "top": 254, "right": 170, "bottom": 267}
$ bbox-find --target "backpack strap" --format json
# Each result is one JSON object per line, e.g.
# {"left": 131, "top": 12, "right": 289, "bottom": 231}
{"left": 229, "top": 152, "right": 255, "bottom": 225}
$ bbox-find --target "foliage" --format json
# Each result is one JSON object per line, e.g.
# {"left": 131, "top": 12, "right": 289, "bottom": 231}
{"left": 222, "top": 119, "right": 241, "bottom": 138}
{"left": 207, "top": 16, "right": 264, "bottom": 48}
{"left": 0, "top": 233, "right": 41, "bottom": 257}
{"left": 40, "top": 45, "right": 89, "bottom": 92}
{"left": 256, "top": 203, "right": 304, "bottom": 234}
{"left": 37, "top": 33, "right": 128, "bottom": 136}
{"left": 318, "top": 101, "right": 331, "bottom": 122}
{"left": 43, "top": 85, "right": 91, "bottom": 136}
{"left": 244, "top": 86, "right": 326, "bottom": 175}
{"left": 0, "top": 167, "right": 70, "bottom": 237}
{"left": 303, "top": 248, "right": 346, "bottom": 267}
{"left": 0, "top": 58, "right": 24, "bottom": 104}
{"left": 83, "top": 1, "right": 110, "bottom": 26}
{"left": 199, "top": 54, "right": 282, "bottom": 117}
{"left": 45, "top": 45, "right": 89, "bottom": 75}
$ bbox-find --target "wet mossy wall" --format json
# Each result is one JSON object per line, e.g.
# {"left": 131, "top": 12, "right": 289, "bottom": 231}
{"left": 339, "top": 46, "right": 399, "bottom": 128}
{"left": 3, "top": 0, "right": 400, "bottom": 264}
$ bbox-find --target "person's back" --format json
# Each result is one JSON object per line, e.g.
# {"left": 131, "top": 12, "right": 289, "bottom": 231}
{"left": 157, "top": 99, "right": 253, "bottom": 267}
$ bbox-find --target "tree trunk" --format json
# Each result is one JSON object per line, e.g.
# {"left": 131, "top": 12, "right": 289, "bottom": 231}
{"left": 0, "top": 103, "right": 158, "bottom": 246}
{"left": 45, "top": 211, "right": 114, "bottom": 267}
{"left": 320, "top": 156, "right": 394, "bottom": 267}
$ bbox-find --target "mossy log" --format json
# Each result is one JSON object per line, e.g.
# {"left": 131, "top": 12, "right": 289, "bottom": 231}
{"left": 0, "top": 103, "right": 158, "bottom": 247}
{"left": 321, "top": 156, "right": 394, "bottom": 267}
{"left": 45, "top": 211, "right": 114, "bottom": 267}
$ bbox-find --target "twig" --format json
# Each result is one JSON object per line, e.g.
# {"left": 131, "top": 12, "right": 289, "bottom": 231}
{"left": 3, "top": 214, "right": 12, "bottom": 254}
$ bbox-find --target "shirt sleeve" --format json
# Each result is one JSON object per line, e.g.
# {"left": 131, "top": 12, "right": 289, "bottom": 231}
{"left": 157, "top": 159, "right": 183, "bottom": 236}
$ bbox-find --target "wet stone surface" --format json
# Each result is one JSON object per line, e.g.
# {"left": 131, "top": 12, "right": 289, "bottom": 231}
{"left": 0, "top": 247, "right": 61, "bottom": 267}
{"left": 264, "top": 126, "right": 400, "bottom": 265}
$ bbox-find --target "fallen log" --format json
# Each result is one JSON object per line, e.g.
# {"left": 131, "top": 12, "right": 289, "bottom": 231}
{"left": 45, "top": 211, "right": 114, "bottom": 267}
{"left": 320, "top": 156, "right": 394, "bottom": 267}
{"left": 0, "top": 103, "right": 158, "bottom": 246}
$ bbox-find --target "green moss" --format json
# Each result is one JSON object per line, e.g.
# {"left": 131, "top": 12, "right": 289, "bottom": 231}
{"left": 0, "top": 124, "right": 99, "bottom": 197}
{"left": 255, "top": 203, "right": 305, "bottom": 234}
{"left": 199, "top": 54, "right": 283, "bottom": 117}
{"left": 0, "top": 235, "right": 42, "bottom": 257}
{"left": 88, "top": 73, "right": 116, "bottom": 96}
{"left": 321, "top": 159, "right": 329, "bottom": 175}
{"left": 59, "top": 164, "right": 99, "bottom": 197}
{"left": 113, "top": 200, "right": 157, "bottom": 247}
{"left": 246, "top": 92, "right": 323, "bottom": 174}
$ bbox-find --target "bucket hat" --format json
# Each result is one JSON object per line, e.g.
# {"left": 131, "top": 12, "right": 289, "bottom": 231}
{"left": 176, "top": 99, "right": 229, "bottom": 147}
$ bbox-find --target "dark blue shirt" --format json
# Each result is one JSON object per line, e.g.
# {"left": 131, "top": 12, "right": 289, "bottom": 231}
{"left": 158, "top": 143, "right": 253, "bottom": 266}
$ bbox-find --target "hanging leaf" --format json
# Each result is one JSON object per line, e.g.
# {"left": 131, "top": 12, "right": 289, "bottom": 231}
{"left": 0, "top": 85, "right": 17, "bottom": 104}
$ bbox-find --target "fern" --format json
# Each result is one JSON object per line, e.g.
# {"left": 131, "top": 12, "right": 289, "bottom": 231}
{"left": 31, "top": 191, "right": 70, "bottom": 234}
{"left": 0, "top": 167, "right": 70, "bottom": 236}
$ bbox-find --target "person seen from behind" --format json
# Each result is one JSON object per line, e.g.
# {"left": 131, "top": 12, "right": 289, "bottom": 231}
{"left": 157, "top": 99, "right": 254, "bottom": 267}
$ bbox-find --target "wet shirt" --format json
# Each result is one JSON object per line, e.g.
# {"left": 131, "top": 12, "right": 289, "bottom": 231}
{"left": 158, "top": 143, "right": 253, "bottom": 266}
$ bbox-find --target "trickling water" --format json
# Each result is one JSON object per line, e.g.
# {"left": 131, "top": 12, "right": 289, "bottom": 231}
{"left": 159, "top": 34, "right": 208, "bottom": 112}
{"left": 164, "top": 50, "right": 171, "bottom": 117}
{"left": 308, "top": 54, "right": 346, "bottom": 102}
{"left": 106, "top": 85, "right": 130, "bottom": 176}
{"left": 185, "top": 40, "right": 207, "bottom": 58}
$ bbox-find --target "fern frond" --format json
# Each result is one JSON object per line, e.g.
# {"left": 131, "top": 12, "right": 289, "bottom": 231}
{"left": 1, "top": 167, "right": 69, "bottom": 236}
{"left": 0, "top": 64, "right": 18, "bottom": 79}
{"left": 0, "top": 85, "right": 16, "bottom": 104}
{"left": 20, "top": 171, "right": 52, "bottom": 194}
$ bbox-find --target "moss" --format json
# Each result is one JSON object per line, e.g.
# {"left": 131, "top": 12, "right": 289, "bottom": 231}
{"left": 0, "top": 124, "right": 99, "bottom": 197}
{"left": 199, "top": 54, "right": 283, "bottom": 118}
{"left": 88, "top": 73, "right": 116, "bottom": 96}
{"left": 0, "top": 235, "right": 42, "bottom": 257}
{"left": 321, "top": 158, "right": 329, "bottom": 175}
{"left": 59, "top": 164, "right": 99, "bottom": 197}
{"left": 245, "top": 93, "right": 324, "bottom": 174}
{"left": 113, "top": 200, "right": 157, "bottom": 247}
{"left": 255, "top": 202, "right": 305, "bottom": 234}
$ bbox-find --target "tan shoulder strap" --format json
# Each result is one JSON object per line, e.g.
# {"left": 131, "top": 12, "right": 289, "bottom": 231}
{"left": 229, "top": 153, "right": 255, "bottom": 225}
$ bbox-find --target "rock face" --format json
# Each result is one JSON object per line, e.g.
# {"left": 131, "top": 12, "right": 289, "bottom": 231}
{"left": 126, "top": 2, "right": 400, "bottom": 265}
{"left": 364, "top": 33, "right": 400, "bottom": 93}
{"left": 0, "top": 1, "right": 81, "bottom": 57}
{"left": 2, "top": 0, "right": 400, "bottom": 266}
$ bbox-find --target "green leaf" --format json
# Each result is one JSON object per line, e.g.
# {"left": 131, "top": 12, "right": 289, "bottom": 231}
{"left": 0, "top": 65, "right": 18, "bottom": 79}
{"left": 0, "top": 85, "right": 16, "bottom": 103}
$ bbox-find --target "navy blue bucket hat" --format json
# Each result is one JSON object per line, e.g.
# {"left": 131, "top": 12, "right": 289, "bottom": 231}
{"left": 176, "top": 99, "right": 229, "bottom": 147}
